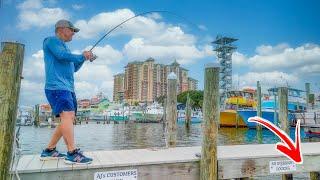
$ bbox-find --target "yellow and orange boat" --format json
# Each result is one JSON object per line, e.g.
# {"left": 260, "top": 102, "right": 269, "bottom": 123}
{"left": 220, "top": 88, "right": 256, "bottom": 127}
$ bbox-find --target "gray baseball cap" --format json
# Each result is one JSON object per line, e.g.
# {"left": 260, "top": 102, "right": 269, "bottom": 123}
{"left": 55, "top": 19, "right": 80, "bottom": 33}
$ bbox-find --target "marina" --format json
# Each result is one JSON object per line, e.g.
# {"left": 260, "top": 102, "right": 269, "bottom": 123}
{"left": 1, "top": 3, "right": 320, "bottom": 179}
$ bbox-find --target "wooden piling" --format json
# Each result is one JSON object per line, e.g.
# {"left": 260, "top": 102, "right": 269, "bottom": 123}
{"left": 236, "top": 98, "right": 239, "bottom": 128}
{"left": 185, "top": 93, "right": 191, "bottom": 128}
{"left": 308, "top": 82, "right": 319, "bottom": 180}
{"left": 256, "top": 81, "right": 263, "bottom": 143}
{"left": 256, "top": 81, "right": 262, "bottom": 131}
{"left": 278, "top": 87, "right": 292, "bottom": 180}
{"left": 0, "top": 42, "right": 25, "bottom": 179}
{"left": 163, "top": 97, "right": 166, "bottom": 124}
{"left": 200, "top": 63, "right": 220, "bottom": 180}
{"left": 166, "top": 72, "right": 177, "bottom": 147}
{"left": 305, "top": 83, "right": 310, "bottom": 107}
{"left": 310, "top": 172, "right": 320, "bottom": 180}
{"left": 34, "top": 104, "right": 40, "bottom": 127}
{"left": 278, "top": 87, "right": 289, "bottom": 134}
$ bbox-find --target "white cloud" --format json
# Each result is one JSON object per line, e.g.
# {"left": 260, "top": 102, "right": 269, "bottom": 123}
{"left": 233, "top": 71, "right": 299, "bottom": 90}
{"left": 248, "top": 44, "right": 320, "bottom": 73}
{"left": 75, "top": 64, "right": 114, "bottom": 100}
{"left": 144, "top": 26, "right": 196, "bottom": 46}
{"left": 22, "top": 50, "right": 45, "bottom": 83}
{"left": 74, "top": 9, "right": 136, "bottom": 39}
{"left": 146, "top": 12, "right": 162, "bottom": 20}
{"left": 19, "top": 50, "right": 45, "bottom": 106}
{"left": 123, "top": 38, "right": 211, "bottom": 64}
{"left": 84, "top": 45, "right": 123, "bottom": 65}
{"left": 74, "top": 8, "right": 196, "bottom": 46}
{"left": 255, "top": 43, "right": 290, "bottom": 55}
{"left": 74, "top": 8, "right": 213, "bottom": 64}
{"left": 19, "top": 80, "right": 46, "bottom": 106}
{"left": 232, "top": 52, "right": 248, "bottom": 67}
{"left": 229, "top": 43, "right": 320, "bottom": 77}
{"left": 17, "top": 0, "right": 42, "bottom": 10}
{"left": 230, "top": 43, "right": 320, "bottom": 91}
{"left": 72, "top": 4, "right": 84, "bottom": 10}
{"left": 17, "top": 0, "right": 69, "bottom": 30}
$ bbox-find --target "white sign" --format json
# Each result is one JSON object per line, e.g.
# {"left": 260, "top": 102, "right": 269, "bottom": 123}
{"left": 269, "top": 160, "right": 296, "bottom": 174}
{"left": 94, "top": 169, "right": 138, "bottom": 180}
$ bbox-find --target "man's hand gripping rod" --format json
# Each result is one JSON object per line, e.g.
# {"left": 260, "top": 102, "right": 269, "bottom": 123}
{"left": 89, "top": 51, "right": 98, "bottom": 62}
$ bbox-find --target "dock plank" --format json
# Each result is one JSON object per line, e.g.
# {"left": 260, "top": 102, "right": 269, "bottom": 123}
{"left": 40, "top": 158, "right": 58, "bottom": 172}
{"left": 85, "top": 151, "right": 102, "bottom": 169}
{"left": 14, "top": 155, "right": 35, "bottom": 172}
{"left": 11, "top": 142, "right": 320, "bottom": 180}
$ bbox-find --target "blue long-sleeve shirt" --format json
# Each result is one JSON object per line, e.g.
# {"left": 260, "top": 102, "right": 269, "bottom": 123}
{"left": 43, "top": 36, "right": 85, "bottom": 92}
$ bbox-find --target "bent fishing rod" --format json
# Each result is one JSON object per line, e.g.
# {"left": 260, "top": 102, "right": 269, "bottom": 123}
{"left": 88, "top": 10, "right": 199, "bottom": 62}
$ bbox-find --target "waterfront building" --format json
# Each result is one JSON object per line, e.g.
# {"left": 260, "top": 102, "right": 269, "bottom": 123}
{"left": 113, "top": 73, "right": 125, "bottom": 103}
{"left": 116, "top": 58, "right": 198, "bottom": 104}
{"left": 188, "top": 77, "right": 198, "bottom": 91}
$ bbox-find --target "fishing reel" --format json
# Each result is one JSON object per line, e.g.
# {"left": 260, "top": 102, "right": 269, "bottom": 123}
{"left": 89, "top": 54, "right": 98, "bottom": 62}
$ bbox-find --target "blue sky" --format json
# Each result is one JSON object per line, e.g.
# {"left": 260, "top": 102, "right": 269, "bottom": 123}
{"left": 1, "top": 0, "right": 320, "bottom": 106}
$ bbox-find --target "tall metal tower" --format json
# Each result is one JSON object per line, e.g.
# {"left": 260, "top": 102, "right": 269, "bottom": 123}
{"left": 212, "top": 36, "right": 238, "bottom": 108}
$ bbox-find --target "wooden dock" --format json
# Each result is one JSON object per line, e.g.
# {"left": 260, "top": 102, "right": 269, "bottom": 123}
{"left": 11, "top": 142, "right": 320, "bottom": 179}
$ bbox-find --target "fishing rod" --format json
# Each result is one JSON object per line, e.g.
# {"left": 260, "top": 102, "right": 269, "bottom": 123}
{"left": 89, "top": 10, "right": 200, "bottom": 62}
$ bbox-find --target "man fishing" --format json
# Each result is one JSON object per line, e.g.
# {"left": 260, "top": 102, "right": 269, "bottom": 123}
{"left": 40, "top": 19, "right": 94, "bottom": 164}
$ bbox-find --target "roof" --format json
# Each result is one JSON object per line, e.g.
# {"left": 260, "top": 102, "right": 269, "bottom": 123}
{"left": 212, "top": 36, "right": 238, "bottom": 45}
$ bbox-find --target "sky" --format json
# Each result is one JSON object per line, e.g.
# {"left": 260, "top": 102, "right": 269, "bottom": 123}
{"left": 0, "top": 0, "right": 320, "bottom": 107}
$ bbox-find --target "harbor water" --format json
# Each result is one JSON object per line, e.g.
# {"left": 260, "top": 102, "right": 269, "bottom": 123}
{"left": 19, "top": 122, "right": 319, "bottom": 155}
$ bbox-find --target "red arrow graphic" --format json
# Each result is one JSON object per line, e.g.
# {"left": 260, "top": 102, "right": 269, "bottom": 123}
{"left": 248, "top": 116, "right": 303, "bottom": 164}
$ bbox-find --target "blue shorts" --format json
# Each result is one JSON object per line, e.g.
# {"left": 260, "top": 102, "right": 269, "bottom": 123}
{"left": 45, "top": 89, "right": 77, "bottom": 117}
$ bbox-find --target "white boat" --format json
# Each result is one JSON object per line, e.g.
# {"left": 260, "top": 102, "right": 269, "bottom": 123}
{"left": 177, "top": 109, "right": 203, "bottom": 123}
{"left": 143, "top": 103, "right": 163, "bottom": 122}
{"left": 298, "top": 110, "right": 320, "bottom": 138}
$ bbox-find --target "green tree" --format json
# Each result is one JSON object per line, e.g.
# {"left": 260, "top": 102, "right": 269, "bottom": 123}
{"left": 177, "top": 90, "right": 203, "bottom": 109}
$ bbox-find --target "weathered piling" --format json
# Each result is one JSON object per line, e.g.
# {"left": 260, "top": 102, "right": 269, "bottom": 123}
{"left": 310, "top": 172, "right": 320, "bottom": 180}
{"left": 162, "top": 97, "right": 166, "bottom": 124}
{"left": 307, "top": 83, "right": 319, "bottom": 180}
{"left": 256, "top": 81, "right": 263, "bottom": 143}
{"left": 278, "top": 87, "right": 289, "bottom": 134}
{"left": 185, "top": 93, "right": 192, "bottom": 128}
{"left": 274, "top": 91, "right": 278, "bottom": 127}
{"left": 305, "top": 82, "right": 310, "bottom": 107}
{"left": 200, "top": 63, "right": 219, "bottom": 180}
{"left": 0, "top": 42, "right": 25, "bottom": 179}
{"left": 235, "top": 98, "right": 239, "bottom": 128}
{"left": 256, "top": 81, "right": 262, "bottom": 131}
{"left": 278, "top": 87, "right": 293, "bottom": 180}
{"left": 34, "top": 104, "right": 40, "bottom": 127}
{"left": 166, "top": 72, "right": 177, "bottom": 147}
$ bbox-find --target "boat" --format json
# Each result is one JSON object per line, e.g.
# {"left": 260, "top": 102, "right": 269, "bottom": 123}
{"left": 220, "top": 109, "right": 246, "bottom": 127}
{"left": 220, "top": 88, "right": 256, "bottom": 127}
{"left": 177, "top": 109, "right": 203, "bottom": 123}
{"left": 143, "top": 103, "right": 163, "bottom": 122}
{"left": 105, "top": 109, "right": 129, "bottom": 121}
{"left": 16, "top": 110, "right": 33, "bottom": 126}
{"left": 238, "top": 87, "right": 307, "bottom": 128}
{"left": 297, "top": 110, "right": 320, "bottom": 138}
{"left": 303, "top": 124, "right": 320, "bottom": 138}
